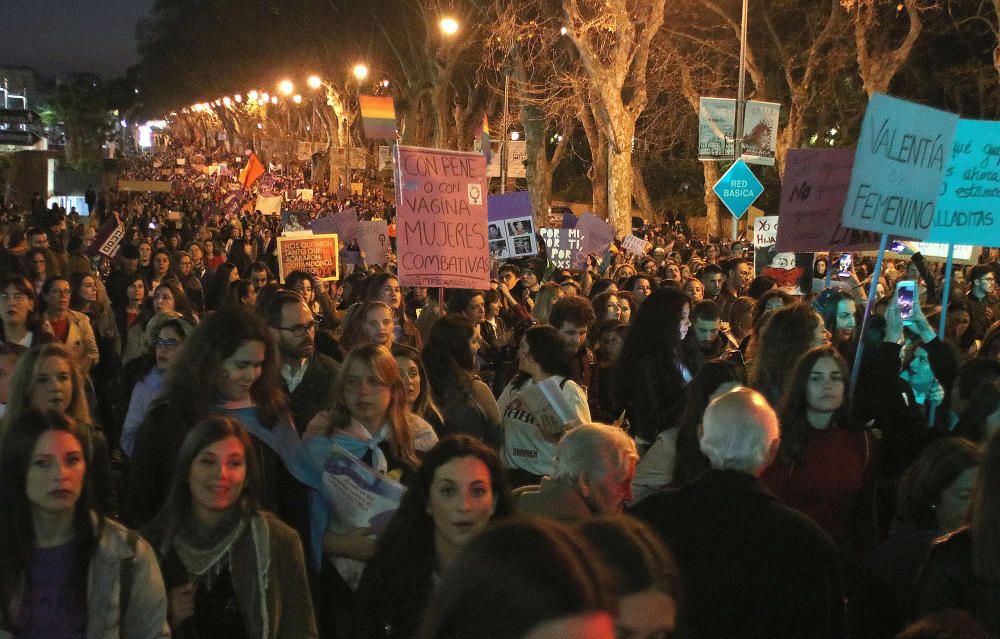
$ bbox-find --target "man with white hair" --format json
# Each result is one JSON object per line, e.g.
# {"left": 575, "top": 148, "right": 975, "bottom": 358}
{"left": 629, "top": 388, "right": 843, "bottom": 639}
{"left": 516, "top": 423, "right": 637, "bottom": 523}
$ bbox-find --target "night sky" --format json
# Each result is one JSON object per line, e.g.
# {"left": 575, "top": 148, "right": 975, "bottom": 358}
{"left": 0, "top": 0, "right": 156, "bottom": 79}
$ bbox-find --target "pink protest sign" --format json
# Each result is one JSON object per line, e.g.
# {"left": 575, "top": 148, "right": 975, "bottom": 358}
{"left": 575, "top": 212, "right": 616, "bottom": 256}
{"left": 394, "top": 146, "right": 490, "bottom": 288}
{"left": 776, "top": 149, "right": 881, "bottom": 252}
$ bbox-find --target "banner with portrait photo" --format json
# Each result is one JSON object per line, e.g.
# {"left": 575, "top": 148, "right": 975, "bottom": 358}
{"left": 277, "top": 233, "right": 340, "bottom": 282}
{"left": 281, "top": 210, "right": 312, "bottom": 236}
{"left": 487, "top": 191, "right": 539, "bottom": 258}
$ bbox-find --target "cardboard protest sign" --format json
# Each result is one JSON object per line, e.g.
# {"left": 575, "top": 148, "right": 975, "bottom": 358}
{"left": 539, "top": 227, "right": 585, "bottom": 269}
{"left": 297, "top": 188, "right": 314, "bottom": 202}
{"left": 752, "top": 216, "right": 813, "bottom": 296}
{"left": 277, "top": 234, "right": 339, "bottom": 282}
{"left": 487, "top": 192, "right": 539, "bottom": 258}
{"left": 841, "top": 94, "right": 958, "bottom": 240}
{"left": 777, "top": 149, "right": 882, "bottom": 252}
{"left": 357, "top": 220, "right": 390, "bottom": 264}
{"left": 927, "top": 119, "right": 999, "bottom": 245}
{"left": 575, "top": 212, "right": 616, "bottom": 257}
{"left": 310, "top": 208, "right": 359, "bottom": 240}
{"left": 394, "top": 146, "right": 490, "bottom": 288}
{"left": 254, "top": 195, "right": 282, "bottom": 216}
{"left": 88, "top": 218, "right": 126, "bottom": 258}
{"left": 117, "top": 180, "right": 173, "bottom": 193}
{"left": 621, "top": 234, "right": 649, "bottom": 256}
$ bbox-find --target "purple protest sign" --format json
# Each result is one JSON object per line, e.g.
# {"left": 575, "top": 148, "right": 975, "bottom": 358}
{"left": 575, "top": 212, "right": 616, "bottom": 257}
{"left": 487, "top": 191, "right": 532, "bottom": 222}
{"left": 310, "top": 208, "right": 359, "bottom": 241}
{"left": 394, "top": 146, "right": 490, "bottom": 289}
{"left": 776, "top": 149, "right": 881, "bottom": 252}
{"left": 88, "top": 218, "right": 126, "bottom": 258}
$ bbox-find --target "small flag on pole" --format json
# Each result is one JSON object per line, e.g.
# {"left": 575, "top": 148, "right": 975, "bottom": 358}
{"left": 475, "top": 112, "right": 492, "bottom": 165}
{"left": 239, "top": 152, "right": 266, "bottom": 189}
{"left": 358, "top": 95, "right": 397, "bottom": 140}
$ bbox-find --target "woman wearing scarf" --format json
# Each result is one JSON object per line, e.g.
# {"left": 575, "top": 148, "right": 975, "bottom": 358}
{"left": 144, "top": 415, "right": 317, "bottom": 638}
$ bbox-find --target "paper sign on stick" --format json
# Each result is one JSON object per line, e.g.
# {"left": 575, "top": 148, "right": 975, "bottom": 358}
{"left": 841, "top": 94, "right": 958, "bottom": 240}
{"left": 394, "top": 146, "right": 490, "bottom": 289}
{"left": 310, "top": 208, "right": 359, "bottom": 240}
{"left": 356, "top": 221, "right": 390, "bottom": 265}
{"left": 621, "top": 235, "right": 649, "bottom": 256}
{"left": 927, "top": 119, "right": 1000, "bottom": 245}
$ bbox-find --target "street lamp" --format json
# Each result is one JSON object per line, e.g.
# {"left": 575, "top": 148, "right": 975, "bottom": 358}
{"left": 292, "top": 94, "right": 302, "bottom": 104}
{"left": 278, "top": 79, "right": 294, "bottom": 96}
{"left": 248, "top": 90, "right": 259, "bottom": 101}
{"left": 307, "top": 75, "right": 322, "bottom": 90}
{"left": 352, "top": 64, "right": 369, "bottom": 82}
{"left": 440, "top": 17, "right": 459, "bottom": 35}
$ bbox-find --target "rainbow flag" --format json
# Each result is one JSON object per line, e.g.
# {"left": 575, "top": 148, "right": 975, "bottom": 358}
{"left": 475, "top": 112, "right": 492, "bottom": 164}
{"left": 239, "top": 152, "right": 265, "bottom": 189}
{"left": 358, "top": 95, "right": 397, "bottom": 140}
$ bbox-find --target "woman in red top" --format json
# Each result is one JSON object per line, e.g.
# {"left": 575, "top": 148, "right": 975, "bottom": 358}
{"left": 762, "top": 346, "right": 876, "bottom": 573}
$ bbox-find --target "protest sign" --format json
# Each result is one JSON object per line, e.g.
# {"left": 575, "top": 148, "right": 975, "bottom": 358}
{"left": 394, "top": 146, "right": 490, "bottom": 288}
{"left": 88, "top": 218, "right": 125, "bottom": 258}
{"left": 621, "top": 234, "right": 649, "bottom": 256}
{"left": 842, "top": 93, "right": 958, "bottom": 240}
{"left": 176, "top": 158, "right": 185, "bottom": 165}
{"left": 117, "top": 180, "right": 172, "bottom": 193}
{"left": 752, "top": 216, "right": 813, "bottom": 296}
{"left": 575, "top": 212, "right": 616, "bottom": 257}
{"left": 887, "top": 241, "right": 980, "bottom": 265}
{"left": 698, "top": 97, "right": 781, "bottom": 166}
{"left": 776, "top": 149, "right": 881, "bottom": 252}
{"left": 277, "top": 234, "right": 340, "bottom": 282}
{"left": 487, "top": 192, "right": 539, "bottom": 258}
{"left": 357, "top": 220, "right": 390, "bottom": 264}
{"left": 281, "top": 211, "right": 311, "bottom": 235}
{"left": 254, "top": 194, "right": 282, "bottom": 216}
{"left": 539, "top": 227, "right": 585, "bottom": 269}
{"left": 297, "top": 188, "right": 314, "bottom": 202}
{"left": 310, "top": 208, "right": 359, "bottom": 240}
{"left": 927, "top": 119, "right": 999, "bottom": 245}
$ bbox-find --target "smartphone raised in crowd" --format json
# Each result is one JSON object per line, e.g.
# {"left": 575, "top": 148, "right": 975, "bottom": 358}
{"left": 837, "top": 253, "right": 853, "bottom": 278}
{"left": 895, "top": 280, "right": 917, "bottom": 323}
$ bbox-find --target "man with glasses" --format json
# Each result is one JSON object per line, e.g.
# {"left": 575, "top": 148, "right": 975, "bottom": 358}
{"left": 966, "top": 265, "right": 999, "bottom": 338}
{"left": 266, "top": 290, "right": 340, "bottom": 433}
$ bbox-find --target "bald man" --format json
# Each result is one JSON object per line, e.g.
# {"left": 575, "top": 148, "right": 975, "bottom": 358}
{"left": 629, "top": 388, "right": 843, "bottom": 639}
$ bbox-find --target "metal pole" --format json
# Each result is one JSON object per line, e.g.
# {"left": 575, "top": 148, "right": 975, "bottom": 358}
{"left": 938, "top": 244, "right": 955, "bottom": 337}
{"left": 850, "top": 233, "right": 889, "bottom": 395}
{"left": 732, "top": 0, "right": 749, "bottom": 242}
{"left": 500, "top": 73, "right": 509, "bottom": 194}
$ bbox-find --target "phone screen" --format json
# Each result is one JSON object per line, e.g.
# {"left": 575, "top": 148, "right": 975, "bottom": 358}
{"left": 897, "top": 285, "right": 915, "bottom": 321}
{"left": 838, "top": 253, "right": 853, "bottom": 277}
{"left": 890, "top": 241, "right": 907, "bottom": 253}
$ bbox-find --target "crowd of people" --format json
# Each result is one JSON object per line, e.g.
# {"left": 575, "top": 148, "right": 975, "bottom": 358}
{"left": 0, "top": 138, "right": 999, "bottom": 638}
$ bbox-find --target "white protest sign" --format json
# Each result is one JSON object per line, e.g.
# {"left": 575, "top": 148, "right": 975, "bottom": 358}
{"left": 841, "top": 93, "right": 958, "bottom": 240}
{"left": 621, "top": 234, "right": 649, "bottom": 256}
{"left": 255, "top": 195, "right": 282, "bottom": 216}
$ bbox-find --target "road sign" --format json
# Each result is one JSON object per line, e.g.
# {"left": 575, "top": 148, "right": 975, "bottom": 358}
{"left": 0, "top": 131, "right": 41, "bottom": 146}
{"left": 713, "top": 159, "right": 763, "bottom": 219}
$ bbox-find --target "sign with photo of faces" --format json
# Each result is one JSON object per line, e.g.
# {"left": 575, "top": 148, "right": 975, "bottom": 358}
{"left": 487, "top": 192, "right": 539, "bottom": 257}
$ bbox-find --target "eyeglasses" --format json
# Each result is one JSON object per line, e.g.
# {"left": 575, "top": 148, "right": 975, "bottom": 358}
{"left": 0, "top": 293, "right": 27, "bottom": 303}
{"left": 278, "top": 320, "right": 319, "bottom": 337}
{"left": 155, "top": 338, "right": 181, "bottom": 350}
{"left": 48, "top": 289, "right": 71, "bottom": 297}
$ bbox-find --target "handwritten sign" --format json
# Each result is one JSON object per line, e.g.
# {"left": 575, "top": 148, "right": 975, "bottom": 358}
{"left": 575, "top": 212, "right": 616, "bottom": 257}
{"left": 777, "top": 149, "right": 880, "bottom": 251}
{"left": 539, "top": 227, "right": 584, "bottom": 269}
{"left": 277, "top": 234, "right": 340, "bottom": 282}
{"left": 621, "top": 234, "right": 649, "bottom": 256}
{"left": 394, "top": 146, "right": 490, "bottom": 288}
{"left": 841, "top": 93, "right": 958, "bottom": 240}
{"left": 357, "top": 220, "right": 390, "bottom": 265}
{"left": 927, "top": 119, "right": 1000, "bottom": 245}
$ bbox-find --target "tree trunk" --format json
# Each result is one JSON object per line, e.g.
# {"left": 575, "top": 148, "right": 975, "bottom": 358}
{"left": 702, "top": 161, "right": 723, "bottom": 240}
{"left": 521, "top": 102, "right": 552, "bottom": 230}
{"left": 431, "top": 83, "right": 450, "bottom": 149}
{"left": 606, "top": 117, "right": 636, "bottom": 238}
{"left": 632, "top": 158, "right": 654, "bottom": 222}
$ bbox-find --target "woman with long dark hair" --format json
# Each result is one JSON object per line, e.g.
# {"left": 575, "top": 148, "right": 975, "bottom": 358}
{"left": 0, "top": 276, "right": 53, "bottom": 348}
{"left": 392, "top": 344, "right": 444, "bottom": 433}
{"left": 203, "top": 262, "right": 241, "bottom": 312}
{"left": 421, "top": 315, "right": 501, "bottom": 448}
{"left": 355, "top": 436, "right": 513, "bottom": 639}
{"left": 365, "top": 272, "right": 421, "bottom": 350}
{"left": 750, "top": 302, "right": 831, "bottom": 407}
{"left": 611, "top": 287, "right": 702, "bottom": 449}
{"left": 143, "top": 416, "right": 317, "bottom": 637}
{"left": 0, "top": 409, "right": 169, "bottom": 637}
{"left": 497, "top": 325, "right": 592, "bottom": 487}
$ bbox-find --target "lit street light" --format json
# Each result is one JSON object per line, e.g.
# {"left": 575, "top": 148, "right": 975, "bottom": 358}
{"left": 292, "top": 94, "right": 302, "bottom": 104}
{"left": 440, "top": 17, "right": 459, "bottom": 35}
{"left": 278, "top": 79, "right": 294, "bottom": 95}
{"left": 307, "top": 75, "right": 322, "bottom": 89}
{"left": 353, "top": 64, "right": 369, "bottom": 82}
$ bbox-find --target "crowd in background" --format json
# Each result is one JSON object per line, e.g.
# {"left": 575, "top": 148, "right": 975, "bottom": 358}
{"left": 0, "top": 140, "right": 998, "bottom": 638}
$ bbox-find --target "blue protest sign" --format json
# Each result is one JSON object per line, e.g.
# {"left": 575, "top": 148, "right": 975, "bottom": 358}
{"left": 713, "top": 159, "right": 763, "bottom": 219}
{"left": 841, "top": 93, "right": 958, "bottom": 240}
{"left": 927, "top": 119, "right": 999, "bottom": 245}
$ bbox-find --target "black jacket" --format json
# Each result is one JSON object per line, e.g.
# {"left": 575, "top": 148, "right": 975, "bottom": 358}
{"left": 629, "top": 469, "right": 844, "bottom": 639}
{"left": 916, "top": 527, "right": 1000, "bottom": 632}
{"left": 285, "top": 353, "right": 340, "bottom": 434}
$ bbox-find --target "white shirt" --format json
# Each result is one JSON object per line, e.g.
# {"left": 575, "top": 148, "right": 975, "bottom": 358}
{"left": 281, "top": 357, "right": 310, "bottom": 393}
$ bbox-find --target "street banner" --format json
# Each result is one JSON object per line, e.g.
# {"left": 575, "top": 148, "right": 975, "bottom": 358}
{"left": 841, "top": 93, "right": 958, "bottom": 240}
{"left": 310, "top": 208, "right": 359, "bottom": 240}
{"left": 394, "top": 145, "right": 490, "bottom": 288}
{"left": 776, "top": 148, "right": 881, "bottom": 252}
{"left": 117, "top": 180, "right": 172, "bottom": 193}
{"left": 88, "top": 217, "right": 125, "bottom": 258}
{"left": 621, "top": 234, "right": 649, "bottom": 256}
{"left": 575, "top": 212, "right": 616, "bottom": 257}
{"left": 378, "top": 145, "right": 393, "bottom": 171}
{"left": 927, "top": 119, "right": 1000, "bottom": 245}
{"left": 698, "top": 97, "right": 781, "bottom": 166}
{"left": 357, "top": 220, "right": 390, "bottom": 264}
{"left": 297, "top": 141, "right": 314, "bottom": 161}
{"left": 277, "top": 233, "right": 340, "bottom": 282}
{"left": 254, "top": 194, "right": 282, "bottom": 216}
{"left": 487, "top": 192, "right": 539, "bottom": 258}
{"left": 330, "top": 147, "right": 348, "bottom": 168}
{"left": 506, "top": 140, "right": 527, "bottom": 178}
{"left": 752, "top": 216, "right": 813, "bottom": 296}
{"left": 539, "top": 227, "right": 585, "bottom": 269}
{"left": 359, "top": 95, "right": 397, "bottom": 140}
